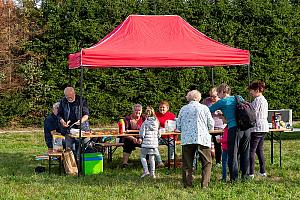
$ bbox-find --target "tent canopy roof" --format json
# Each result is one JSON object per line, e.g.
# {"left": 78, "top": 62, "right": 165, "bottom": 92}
{"left": 68, "top": 15, "right": 250, "bottom": 69}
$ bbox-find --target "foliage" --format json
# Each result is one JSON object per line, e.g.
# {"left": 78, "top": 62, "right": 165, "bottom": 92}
{"left": 1, "top": 0, "right": 299, "bottom": 127}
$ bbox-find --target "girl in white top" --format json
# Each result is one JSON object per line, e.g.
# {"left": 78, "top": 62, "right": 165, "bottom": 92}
{"left": 139, "top": 106, "right": 160, "bottom": 178}
{"left": 248, "top": 80, "right": 269, "bottom": 178}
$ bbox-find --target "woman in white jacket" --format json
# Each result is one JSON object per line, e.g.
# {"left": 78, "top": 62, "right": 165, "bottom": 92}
{"left": 248, "top": 80, "right": 269, "bottom": 178}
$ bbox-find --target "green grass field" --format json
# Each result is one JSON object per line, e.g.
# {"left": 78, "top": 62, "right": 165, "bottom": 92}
{"left": 0, "top": 131, "right": 300, "bottom": 200}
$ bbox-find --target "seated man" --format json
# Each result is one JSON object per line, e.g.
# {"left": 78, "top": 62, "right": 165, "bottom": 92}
{"left": 44, "top": 102, "right": 62, "bottom": 153}
{"left": 122, "top": 104, "right": 146, "bottom": 168}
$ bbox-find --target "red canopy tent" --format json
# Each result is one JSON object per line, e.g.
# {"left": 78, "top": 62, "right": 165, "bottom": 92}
{"left": 67, "top": 16, "right": 250, "bottom": 173}
{"left": 68, "top": 15, "right": 250, "bottom": 68}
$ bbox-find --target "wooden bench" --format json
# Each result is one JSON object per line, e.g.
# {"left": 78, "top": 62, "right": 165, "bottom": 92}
{"left": 35, "top": 151, "right": 63, "bottom": 175}
{"left": 98, "top": 143, "right": 124, "bottom": 162}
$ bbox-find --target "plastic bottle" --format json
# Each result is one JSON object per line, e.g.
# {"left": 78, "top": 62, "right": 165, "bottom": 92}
{"left": 118, "top": 119, "right": 125, "bottom": 134}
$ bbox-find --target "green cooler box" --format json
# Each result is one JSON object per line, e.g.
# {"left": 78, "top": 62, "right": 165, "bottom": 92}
{"left": 82, "top": 153, "right": 103, "bottom": 175}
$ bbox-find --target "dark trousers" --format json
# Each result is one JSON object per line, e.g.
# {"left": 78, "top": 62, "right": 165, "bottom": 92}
{"left": 227, "top": 126, "right": 250, "bottom": 181}
{"left": 212, "top": 135, "right": 222, "bottom": 164}
{"left": 250, "top": 132, "right": 266, "bottom": 175}
{"left": 182, "top": 144, "right": 212, "bottom": 188}
{"left": 123, "top": 136, "right": 141, "bottom": 154}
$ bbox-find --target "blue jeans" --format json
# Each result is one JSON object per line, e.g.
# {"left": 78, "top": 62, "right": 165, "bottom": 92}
{"left": 222, "top": 150, "right": 228, "bottom": 180}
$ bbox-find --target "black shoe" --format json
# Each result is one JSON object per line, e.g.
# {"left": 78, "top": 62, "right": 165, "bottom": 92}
{"left": 122, "top": 163, "right": 128, "bottom": 169}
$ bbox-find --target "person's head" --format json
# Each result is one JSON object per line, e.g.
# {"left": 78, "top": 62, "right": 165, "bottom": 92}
{"left": 52, "top": 102, "right": 60, "bottom": 115}
{"left": 217, "top": 83, "right": 231, "bottom": 98}
{"left": 145, "top": 106, "right": 156, "bottom": 118}
{"left": 209, "top": 87, "right": 220, "bottom": 103}
{"left": 248, "top": 80, "right": 266, "bottom": 97}
{"left": 64, "top": 87, "right": 76, "bottom": 103}
{"left": 158, "top": 100, "right": 170, "bottom": 115}
{"left": 132, "top": 104, "right": 142, "bottom": 118}
{"left": 186, "top": 90, "right": 202, "bottom": 102}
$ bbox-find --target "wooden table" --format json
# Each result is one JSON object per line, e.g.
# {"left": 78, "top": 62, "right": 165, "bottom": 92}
{"left": 69, "top": 129, "right": 223, "bottom": 173}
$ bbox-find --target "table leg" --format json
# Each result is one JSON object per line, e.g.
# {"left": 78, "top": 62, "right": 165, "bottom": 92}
{"left": 173, "top": 137, "right": 176, "bottom": 170}
{"left": 48, "top": 156, "right": 51, "bottom": 175}
{"left": 109, "top": 146, "right": 112, "bottom": 162}
{"left": 279, "top": 132, "right": 282, "bottom": 167}
{"left": 167, "top": 136, "right": 170, "bottom": 173}
{"left": 270, "top": 132, "right": 273, "bottom": 164}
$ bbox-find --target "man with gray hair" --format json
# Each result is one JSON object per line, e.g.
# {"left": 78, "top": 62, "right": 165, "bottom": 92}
{"left": 57, "top": 86, "right": 90, "bottom": 157}
{"left": 176, "top": 90, "right": 214, "bottom": 188}
{"left": 122, "top": 103, "right": 146, "bottom": 168}
{"left": 44, "top": 102, "right": 61, "bottom": 152}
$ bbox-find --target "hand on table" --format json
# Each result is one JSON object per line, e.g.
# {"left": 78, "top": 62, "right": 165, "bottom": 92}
{"left": 61, "top": 120, "right": 70, "bottom": 128}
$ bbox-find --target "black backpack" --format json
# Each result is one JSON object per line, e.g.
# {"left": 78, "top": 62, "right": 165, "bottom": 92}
{"left": 235, "top": 96, "right": 256, "bottom": 131}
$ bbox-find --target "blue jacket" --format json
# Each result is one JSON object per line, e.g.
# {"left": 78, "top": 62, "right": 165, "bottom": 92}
{"left": 57, "top": 95, "right": 90, "bottom": 134}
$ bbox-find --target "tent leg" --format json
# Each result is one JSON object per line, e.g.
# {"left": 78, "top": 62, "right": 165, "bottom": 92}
{"left": 211, "top": 67, "right": 214, "bottom": 87}
{"left": 78, "top": 65, "right": 84, "bottom": 176}
{"left": 247, "top": 65, "right": 251, "bottom": 86}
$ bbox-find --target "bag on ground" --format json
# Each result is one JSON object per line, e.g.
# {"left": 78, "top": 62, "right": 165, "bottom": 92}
{"left": 235, "top": 95, "right": 256, "bottom": 131}
{"left": 62, "top": 148, "right": 78, "bottom": 176}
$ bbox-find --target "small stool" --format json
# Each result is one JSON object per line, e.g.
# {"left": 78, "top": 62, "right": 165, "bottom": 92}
{"left": 48, "top": 151, "right": 63, "bottom": 175}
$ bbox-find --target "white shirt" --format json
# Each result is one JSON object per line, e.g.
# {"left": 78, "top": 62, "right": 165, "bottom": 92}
{"left": 250, "top": 95, "right": 269, "bottom": 133}
{"left": 176, "top": 101, "right": 214, "bottom": 147}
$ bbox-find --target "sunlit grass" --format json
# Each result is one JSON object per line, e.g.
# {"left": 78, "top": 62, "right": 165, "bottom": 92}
{"left": 0, "top": 132, "right": 300, "bottom": 199}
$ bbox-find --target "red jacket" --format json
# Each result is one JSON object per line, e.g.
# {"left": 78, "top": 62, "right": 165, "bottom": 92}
{"left": 220, "top": 126, "right": 228, "bottom": 151}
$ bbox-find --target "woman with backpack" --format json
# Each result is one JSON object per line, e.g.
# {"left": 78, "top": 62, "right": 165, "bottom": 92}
{"left": 209, "top": 83, "right": 251, "bottom": 182}
{"left": 248, "top": 80, "right": 269, "bottom": 178}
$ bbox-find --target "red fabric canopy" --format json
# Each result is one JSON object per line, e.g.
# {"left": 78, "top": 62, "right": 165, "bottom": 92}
{"left": 68, "top": 15, "right": 250, "bottom": 69}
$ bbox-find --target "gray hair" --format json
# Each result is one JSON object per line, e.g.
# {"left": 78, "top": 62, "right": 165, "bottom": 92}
{"left": 64, "top": 87, "right": 75, "bottom": 95}
{"left": 132, "top": 103, "right": 142, "bottom": 111}
{"left": 52, "top": 102, "right": 60, "bottom": 109}
{"left": 186, "top": 90, "right": 202, "bottom": 102}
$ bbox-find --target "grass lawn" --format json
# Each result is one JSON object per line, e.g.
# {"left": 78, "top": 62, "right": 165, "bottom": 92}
{"left": 0, "top": 131, "right": 300, "bottom": 200}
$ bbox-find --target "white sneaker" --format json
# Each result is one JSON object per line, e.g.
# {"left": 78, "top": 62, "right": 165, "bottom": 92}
{"left": 249, "top": 174, "right": 254, "bottom": 179}
{"left": 258, "top": 172, "right": 267, "bottom": 177}
{"left": 141, "top": 171, "right": 150, "bottom": 178}
{"left": 150, "top": 174, "right": 156, "bottom": 179}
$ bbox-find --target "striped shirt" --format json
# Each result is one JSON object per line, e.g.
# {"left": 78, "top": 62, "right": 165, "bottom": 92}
{"left": 176, "top": 101, "right": 214, "bottom": 147}
{"left": 250, "top": 95, "right": 269, "bottom": 133}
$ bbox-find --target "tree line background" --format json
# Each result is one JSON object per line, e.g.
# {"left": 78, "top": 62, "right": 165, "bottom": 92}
{"left": 0, "top": 0, "right": 299, "bottom": 127}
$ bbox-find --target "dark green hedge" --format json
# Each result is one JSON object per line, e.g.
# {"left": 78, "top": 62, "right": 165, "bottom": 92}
{"left": 2, "top": 0, "right": 299, "bottom": 127}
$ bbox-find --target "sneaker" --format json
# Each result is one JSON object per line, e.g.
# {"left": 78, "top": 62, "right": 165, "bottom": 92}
{"left": 141, "top": 171, "right": 150, "bottom": 178}
{"left": 258, "top": 172, "right": 267, "bottom": 177}
{"left": 150, "top": 174, "right": 156, "bottom": 179}
{"left": 122, "top": 163, "right": 128, "bottom": 169}
{"left": 249, "top": 174, "right": 254, "bottom": 179}
{"left": 157, "top": 162, "right": 165, "bottom": 168}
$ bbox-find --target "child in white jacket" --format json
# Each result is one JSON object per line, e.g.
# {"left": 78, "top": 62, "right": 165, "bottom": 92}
{"left": 139, "top": 106, "right": 160, "bottom": 178}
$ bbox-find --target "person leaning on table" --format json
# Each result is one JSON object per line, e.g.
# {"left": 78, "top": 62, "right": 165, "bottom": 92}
{"left": 44, "top": 102, "right": 61, "bottom": 153}
{"left": 176, "top": 90, "right": 214, "bottom": 188}
{"left": 57, "top": 86, "right": 90, "bottom": 158}
{"left": 122, "top": 103, "right": 146, "bottom": 168}
{"left": 248, "top": 80, "right": 269, "bottom": 178}
{"left": 209, "top": 83, "right": 250, "bottom": 182}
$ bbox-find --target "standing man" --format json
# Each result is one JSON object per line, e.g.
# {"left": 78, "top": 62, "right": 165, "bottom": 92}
{"left": 44, "top": 102, "right": 61, "bottom": 153}
{"left": 57, "top": 86, "right": 90, "bottom": 156}
{"left": 176, "top": 90, "right": 214, "bottom": 188}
